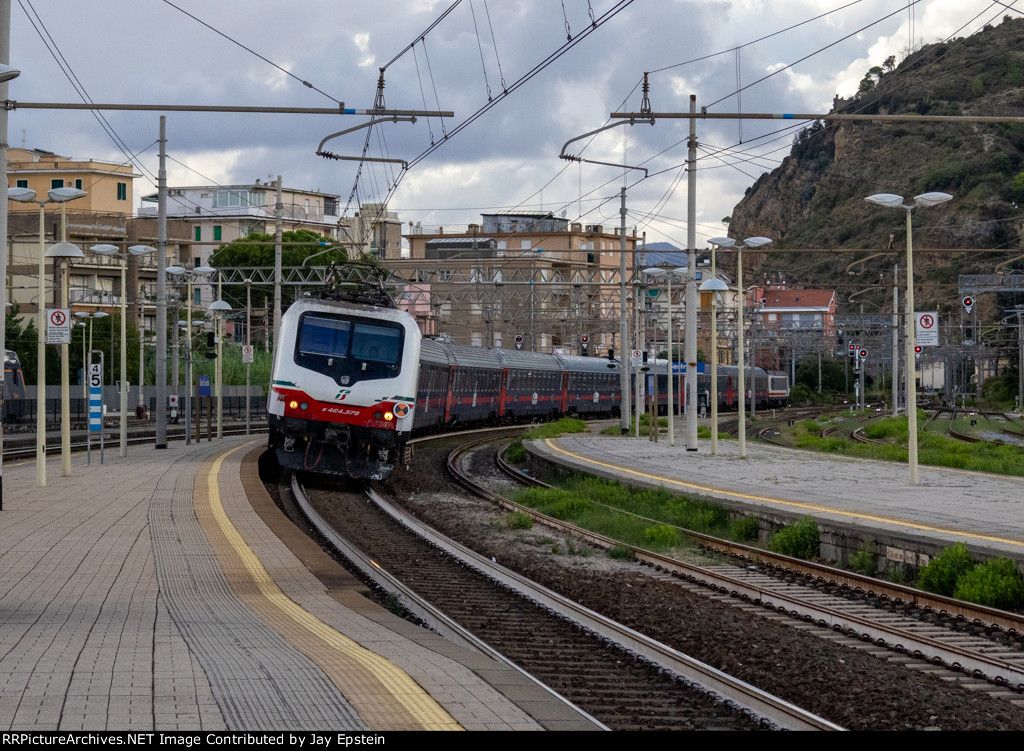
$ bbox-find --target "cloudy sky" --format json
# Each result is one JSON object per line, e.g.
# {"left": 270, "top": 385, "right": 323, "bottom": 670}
{"left": 6, "top": 0, "right": 1015, "bottom": 250}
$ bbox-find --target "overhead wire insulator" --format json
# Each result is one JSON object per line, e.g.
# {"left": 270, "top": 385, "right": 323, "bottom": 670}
{"left": 373, "top": 70, "right": 386, "bottom": 111}
{"left": 640, "top": 72, "right": 653, "bottom": 123}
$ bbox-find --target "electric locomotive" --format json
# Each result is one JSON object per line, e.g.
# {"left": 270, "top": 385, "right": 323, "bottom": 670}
{"left": 268, "top": 265, "right": 421, "bottom": 480}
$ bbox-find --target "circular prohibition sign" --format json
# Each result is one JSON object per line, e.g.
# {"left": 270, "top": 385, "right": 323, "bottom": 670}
{"left": 918, "top": 313, "right": 935, "bottom": 330}
{"left": 49, "top": 310, "right": 67, "bottom": 327}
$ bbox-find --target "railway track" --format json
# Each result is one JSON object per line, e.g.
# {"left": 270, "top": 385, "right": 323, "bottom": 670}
{"left": 470, "top": 437, "right": 1024, "bottom": 702}
{"left": 1, "top": 425, "right": 267, "bottom": 459}
{"left": 289, "top": 459, "right": 839, "bottom": 731}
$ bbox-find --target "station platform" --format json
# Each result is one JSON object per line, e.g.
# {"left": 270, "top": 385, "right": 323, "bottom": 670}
{"left": 525, "top": 419, "right": 1024, "bottom": 563}
{"left": 0, "top": 436, "right": 595, "bottom": 732}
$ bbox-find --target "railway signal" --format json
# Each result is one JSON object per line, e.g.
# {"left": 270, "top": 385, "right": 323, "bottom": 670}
{"left": 914, "top": 345, "right": 922, "bottom": 359}
{"left": 580, "top": 335, "right": 589, "bottom": 355}
{"left": 205, "top": 331, "right": 217, "bottom": 360}
{"left": 514, "top": 334, "right": 523, "bottom": 351}
{"left": 962, "top": 295, "right": 974, "bottom": 314}
{"left": 859, "top": 348, "right": 868, "bottom": 359}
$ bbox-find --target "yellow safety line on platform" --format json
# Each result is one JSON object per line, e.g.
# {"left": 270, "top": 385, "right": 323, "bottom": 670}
{"left": 205, "top": 444, "right": 461, "bottom": 731}
{"left": 544, "top": 439, "right": 1024, "bottom": 549}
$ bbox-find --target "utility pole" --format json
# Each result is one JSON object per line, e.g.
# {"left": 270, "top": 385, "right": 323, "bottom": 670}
{"left": 684, "top": 95, "right": 698, "bottom": 451}
{"left": 0, "top": 0, "right": 12, "bottom": 509}
{"left": 618, "top": 187, "right": 630, "bottom": 434}
{"left": 274, "top": 175, "right": 283, "bottom": 350}
{"left": 155, "top": 116, "right": 168, "bottom": 449}
{"left": 892, "top": 264, "right": 899, "bottom": 417}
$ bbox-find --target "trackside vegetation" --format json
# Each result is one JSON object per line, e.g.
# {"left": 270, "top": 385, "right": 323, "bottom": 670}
{"left": 917, "top": 543, "right": 1024, "bottom": 609}
{"left": 504, "top": 418, "right": 589, "bottom": 463}
{"left": 780, "top": 412, "right": 1024, "bottom": 476}
{"left": 512, "top": 475, "right": 761, "bottom": 555}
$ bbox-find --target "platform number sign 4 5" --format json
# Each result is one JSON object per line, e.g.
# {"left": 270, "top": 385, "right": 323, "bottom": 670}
{"left": 89, "top": 363, "right": 103, "bottom": 389}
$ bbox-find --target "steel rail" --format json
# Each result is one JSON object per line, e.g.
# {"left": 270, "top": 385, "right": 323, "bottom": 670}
{"left": 471, "top": 439, "right": 1024, "bottom": 689}
{"left": 287, "top": 475, "right": 607, "bottom": 732}
{"left": 441, "top": 437, "right": 842, "bottom": 730}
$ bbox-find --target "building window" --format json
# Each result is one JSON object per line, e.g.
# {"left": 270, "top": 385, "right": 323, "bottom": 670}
{"left": 117, "top": 182, "right": 127, "bottom": 201}
{"left": 213, "top": 226, "right": 222, "bottom": 242}
{"left": 194, "top": 289, "right": 202, "bottom": 306}
{"left": 15, "top": 179, "right": 27, "bottom": 189}
{"left": 75, "top": 179, "right": 83, "bottom": 190}
{"left": 51, "top": 179, "right": 64, "bottom": 190}
{"left": 194, "top": 226, "right": 201, "bottom": 242}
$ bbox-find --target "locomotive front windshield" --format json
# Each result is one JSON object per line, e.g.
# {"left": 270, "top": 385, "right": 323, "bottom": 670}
{"left": 296, "top": 313, "right": 403, "bottom": 385}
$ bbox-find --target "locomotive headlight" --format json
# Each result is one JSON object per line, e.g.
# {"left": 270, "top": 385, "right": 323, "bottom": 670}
{"left": 384, "top": 412, "right": 394, "bottom": 421}
{"left": 374, "top": 410, "right": 383, "bottom": 420}
{"left": 288, "top": 400, "right": 299, "bottom": 410}
{"left": 300, "top": 402, "right": 309, "bottom": 411}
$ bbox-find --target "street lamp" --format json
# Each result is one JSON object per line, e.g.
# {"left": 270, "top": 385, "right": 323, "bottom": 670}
{"left": 46, "top": 241, "right": 84, "bottom": 478}
{"left": 89, "top": 244, "right": 156, "bottom": 457}
{"left": 0, "top": 58, "right": 22, "bottom": 510}
{"left": 707, "top": 236, "right": 772, "bottom": 459}
{"left": 167, "top": 264, "right": 216, "bottom": 445}
{"left": 209, "top": 298, "right": 231, "bottom": 439}
{"left": 642, "top": 266, "right": 686, "bottom": 446}
{"left": 9, "top": 187, "right": 87, "bottom": 485}
{"left": 699, "top": 275, "right": 729, "bottom": 455}
{"left": 865, "top": 191, "right": 952, "bottom": 484}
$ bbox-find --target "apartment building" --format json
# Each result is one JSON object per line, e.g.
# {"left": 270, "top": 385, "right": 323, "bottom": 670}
{"left": 392, "top": 211, "right": 638, "bottom": 354}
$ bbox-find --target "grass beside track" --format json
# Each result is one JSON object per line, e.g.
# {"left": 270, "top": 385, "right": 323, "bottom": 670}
{"left": 777, "top": 411, "right": 1024, "bottom": 476}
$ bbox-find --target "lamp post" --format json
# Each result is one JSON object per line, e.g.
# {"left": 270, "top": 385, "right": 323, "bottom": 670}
{"left": 167, "top": 264, "right": 216, "bottom": 445}
{"left": 209, "top": 297, "right": 231, "bottom": 439}
{"left": 699, "top": 274, "right": 729, "bottom": 455}
{"left": 865, "top": 191, "right": 952, "bottom": 484}
{"left": 707, "top": 237, "right": 772, "bottom": 459}
{"left": 8, "top": 187, "right": 87, "bottom": 485}
{"left": 48, "top": 240, "right": 84, "bottom": 478}
{"left": 0, "top": 50, "right": 22, "bottom": 509}
{"left": 642, "top": 266, "right": 686, "bottom": 446}
{"left": 89, "top": 244, "right": 155, "bottom": 457}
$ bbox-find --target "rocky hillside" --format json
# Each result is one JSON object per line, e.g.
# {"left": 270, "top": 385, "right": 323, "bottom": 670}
{"left": 727, "top": 16, "right": 1024, "bottom": 317}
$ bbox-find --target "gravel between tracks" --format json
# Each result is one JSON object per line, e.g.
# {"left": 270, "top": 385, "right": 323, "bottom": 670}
{"left": 382, "top": 437, "right": 1024, "bottom": 732}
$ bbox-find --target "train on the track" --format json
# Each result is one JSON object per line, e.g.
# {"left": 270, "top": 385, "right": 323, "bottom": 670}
{"left": 269, "top": 267, "right": 788, "bottom": 480}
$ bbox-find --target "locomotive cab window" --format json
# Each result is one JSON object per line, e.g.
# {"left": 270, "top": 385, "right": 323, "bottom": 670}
{"left": 296, "top": 314, "right": 404, "bottom": 385}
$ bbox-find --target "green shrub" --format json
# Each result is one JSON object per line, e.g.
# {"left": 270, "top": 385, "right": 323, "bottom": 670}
{"left": 730, "top": 515, "right": 761, "bottom": 542}
{"left": 917, "top": 542, "right": 974, "bottom": 596}
{"left": 769, "top": 516, "right": 820, "bottom": 559}
{"left": 550, "top": 495, "right": 591, "bottom": 519}
{"left": 642, "top": 524, "right": 678, "bottom": 548}
{"left": 505, "top": 439, "right": 526, "bottom": 463}
{"left": 849, "top": 540, "right": 876, "bottom": 575}
{"left": 697, "top": 425, "right": 712, "bottom": 439}
{"left": 952, "top": 557, "right": 1024, "bottom": 609}
{"left": 505, "top": 511, "right": 533, "bottom": 530}
{"left": 608, "top": 544, "right": 634, "bottom": 560}
{"left": 802, "top": 419, "right": 822, "bottom": 433}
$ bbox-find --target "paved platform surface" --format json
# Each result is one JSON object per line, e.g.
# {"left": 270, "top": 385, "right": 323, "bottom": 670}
{"left": 527, "top": 424, "right": 1024, "bottom": 560}
{"left": 0, "top": 438, "right": 592, "bottom": 732}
